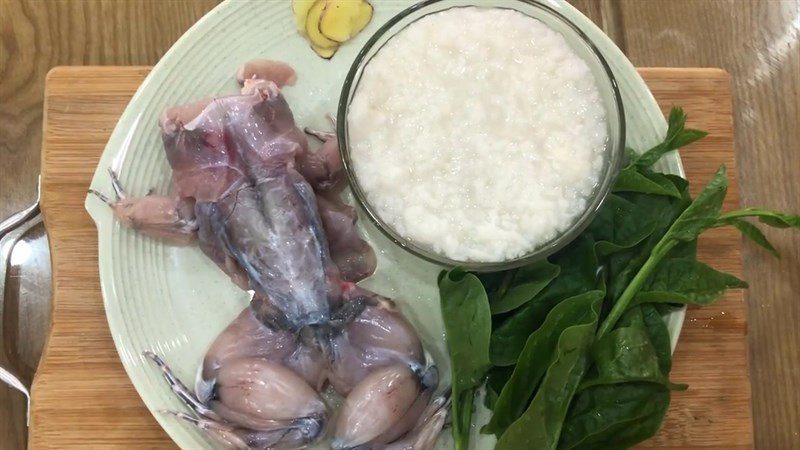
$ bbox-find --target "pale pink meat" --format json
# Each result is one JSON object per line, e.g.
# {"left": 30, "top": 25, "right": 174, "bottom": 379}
{"left": 236, "top": 59, "right": 298, "bottom": 88}
{"left": 97, "top": 60, "right": 448, "bottom": 450}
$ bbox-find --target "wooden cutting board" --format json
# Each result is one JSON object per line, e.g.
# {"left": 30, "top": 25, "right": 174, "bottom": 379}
{"left": 30, "top": 67, "right": 751, "bottom": 449}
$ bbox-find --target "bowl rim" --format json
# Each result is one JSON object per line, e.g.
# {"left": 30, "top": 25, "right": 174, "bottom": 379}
{"left": 337, "top": 0, "right": 626, "bottom": 272}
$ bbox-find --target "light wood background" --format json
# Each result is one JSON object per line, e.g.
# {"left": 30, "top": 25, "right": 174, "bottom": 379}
{"left": 1, "top": 0, "right": 798, "bottom": 449}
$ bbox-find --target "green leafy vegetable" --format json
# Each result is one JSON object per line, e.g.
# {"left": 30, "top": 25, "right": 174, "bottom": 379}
{"left": 606, "top": 178, "right": 692, "bottom": 303}
{"left": 579, "top": 306, "right": 685, "bottom": 391}
{"left": 438, "top": 268, "right": 492, "bottom": 450}
{"left": 485, "top": 291, "right": 604, "bottom": 436}
{"left": 559, "top": 304, "right": 679, "bottom": 449}
{"left": 494, "top": 296, "right": 601, "bottom": 450}
{"left": 640, "top": 304, "right": 673, "bottom": 373}
{"left": 716, "top": 207, "right": 800, "bottom": 228}
{"left": 713, "top": 208, "right": 800, "bottom": 257}
{"left": 490, "top": 236, "right": 600, "bottom": 366}
{"left": 592, "top": 326, "right": 662, "bottom": 383}
{"left": 587, "top": 194, "right": 658, "bottom": 256}
{"left": 726, "top": 218, "right": 779, "bottom": 256}
{"left": 436, "top": 107, "right": 800, "bottom": 450}
{"left": 613, "top": 167, "right": 681, "bottom": 198}
{"left": 483, "top": 260, "right": 560, "bottom": 314}
{"left": 663, "top": 165, "right": 728, "bottom": 242}
{"left": 484, "top": 367, "right": 514, "bottom": 410}
{"left": 558, "top": 382, "right": 670, "bottom": 450}
{"left": 633, "top": 107, "right": 707, "bottom": 168}
{"left": 598, "top": 165, "right": 729, "bottom": 337}
{"left": 669, "top": 238, "right": 698, "bottom": 260}
{"left": 632, "top": 258, "right": 747, "bottom": 307}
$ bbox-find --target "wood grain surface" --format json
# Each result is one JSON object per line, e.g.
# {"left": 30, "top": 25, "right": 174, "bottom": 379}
{"left": 0, "top": 2, "right": 217, "bottom": 447}
{"left": 29, "top": 66, "right": 751, "bottom": 449}
{"left": 2, "top": 1, "right": 799, "bottom": 449}
{"left": 572, "top": 2, "right": 800, "bottom": 447}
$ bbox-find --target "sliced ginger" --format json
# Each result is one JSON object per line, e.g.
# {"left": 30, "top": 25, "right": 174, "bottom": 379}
{"left": 291, "top": 0, "right": 317, "bottom": 31}
{"left": 292, "top": 0, "right": 374, "bottom": 59}
{"left": 319, "top": 0, "right": 374, "bottom": 43}
{"left": 311, "top": 43, "right": 337, "bottom": 60}
{"left": 350, "top": 1, "right": 373, "bottom": 36}
{"left": 305, "top": 1, "right": 340, "bottom": 48}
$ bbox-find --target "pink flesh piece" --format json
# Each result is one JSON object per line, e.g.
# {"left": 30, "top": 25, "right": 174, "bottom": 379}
{"left": 329, "top": 302, "right": 424, "bottom": 395}
{"left": 200, "top": 306, "right": 296, "bottom": 381}
{"left": 333, "top": 364, "right": 421, "bottom": 449}
{"left": 213, "top": 357, "right": 326, "bottom": 424}
{"left": 383, "top": 403, "right": 448, "bottom": 450}
{"left": 160, "top": 95, "right": 248, "bottom": 202}
{"left": 195, "top": 205, "right": 251, "bottom": 289}
{"left": 317, "top": 193, "right": 377, "bottom": 282}
{"left": 296, "top": 137, "right": 344, "bottom": 191}
{"left": 159, "top": 98, "right": 212, "bottom": 134}
{"left": 236, "top": 59, "right": 298, "bottom": 88}
{"left": 135, "top": 59, "right": 446, "bottom": 450}
{"left": 284, "top": 338, "right": 329, "bottom": 391}
{"left": 346, "top": 304, "right": 424, "bottom": 363}
{"left": 240, "top": 78, "right": 271, "bottom": 96}
{"left": 109, "top": 195, "right": 196, "bottom": 245}
{"left": 328, "top": 333, "right": 371, "bottom": 396}
{"left": 160, "top": 83, "right": 337, "bottom": 330}
{"left": 372, "top": 388, "right": 432, "bottom": 445}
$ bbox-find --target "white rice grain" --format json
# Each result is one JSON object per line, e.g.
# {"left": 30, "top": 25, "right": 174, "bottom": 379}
{"left": 347, "top": 7, "right": 608, "bottom": 262}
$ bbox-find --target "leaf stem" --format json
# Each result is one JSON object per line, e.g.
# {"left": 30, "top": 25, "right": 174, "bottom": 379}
{"left": 716, "top": 208, "right": 798, "bottom": 226}
{"left": 597, "top": 239, "right": 678, "bottom": 338}
{"left": 452, "top": 389, "right": 471, "bottom": 450}
{"left": 716, "top": 209, "right": 770, "bottom": 221}
{"left": 451, "top": 389, "right": 462, "bottom": 450}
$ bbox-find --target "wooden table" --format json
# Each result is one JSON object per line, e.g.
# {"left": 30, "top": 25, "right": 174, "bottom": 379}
{"left": 1, "top": 1, "right": 798, "bottom": 449}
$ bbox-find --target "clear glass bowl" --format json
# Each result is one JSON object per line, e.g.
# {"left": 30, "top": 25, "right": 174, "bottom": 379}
{"left": 337, "top": 0, "right": 625, "bottom": 272}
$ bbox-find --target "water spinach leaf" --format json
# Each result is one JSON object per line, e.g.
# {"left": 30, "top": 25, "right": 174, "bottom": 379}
{"left": 558, "top": 382, "right": 670, "bottom": 450}
{"left": 640, "top": 304, "right": 673, "bottom": 373}
{"left": 579, "top": 305, "right": 683, "bottom": 391}
{"left": 484, "top": 260, "right": 560, "bottom": 314}
{"left": 613, "top": 167, "right": 681, "bottom": 198}
{"left": 598, "top": 165, "right": 729, "bottom": 337}
{"left": 485, "top": 291, "right": 604, "bottom": 436}
{"left": 438, "top": 268, "right": 492, "bottom": 450}
{"left": 494, "top": 296, "right": 602, "bottom": 450}
{"left": 726, "top": 218, "right": 780, "bottom": 256}
{"left": 490, "top": 236, "right": 600, "bottom": 366}
{"left": 587, "top": 194, "right": 659, "bottom": 256}
{"left": 632, "top": 258, "right": 747, "bottom": 307}
{"left": 633, "top": 107, "right": 707, "bottom": 168}
{"left": 716, "top": 208, "right": 800, "bottom": 229}
{"left": 663, "top": 165, "right": 728, "bottom": 242}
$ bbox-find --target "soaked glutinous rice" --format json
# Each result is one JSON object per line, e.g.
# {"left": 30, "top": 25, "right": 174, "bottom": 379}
{"left": 347, "top": 7, "right": 608, "bottom": 262}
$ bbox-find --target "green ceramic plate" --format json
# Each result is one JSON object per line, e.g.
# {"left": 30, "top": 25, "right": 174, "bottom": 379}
{"left": 85, "top": 1, "right": 684, "bottom": 448}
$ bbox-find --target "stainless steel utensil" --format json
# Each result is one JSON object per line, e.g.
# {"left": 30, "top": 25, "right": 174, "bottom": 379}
{"left": 0, "top": 177, "right": 44, "bottom": 426}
